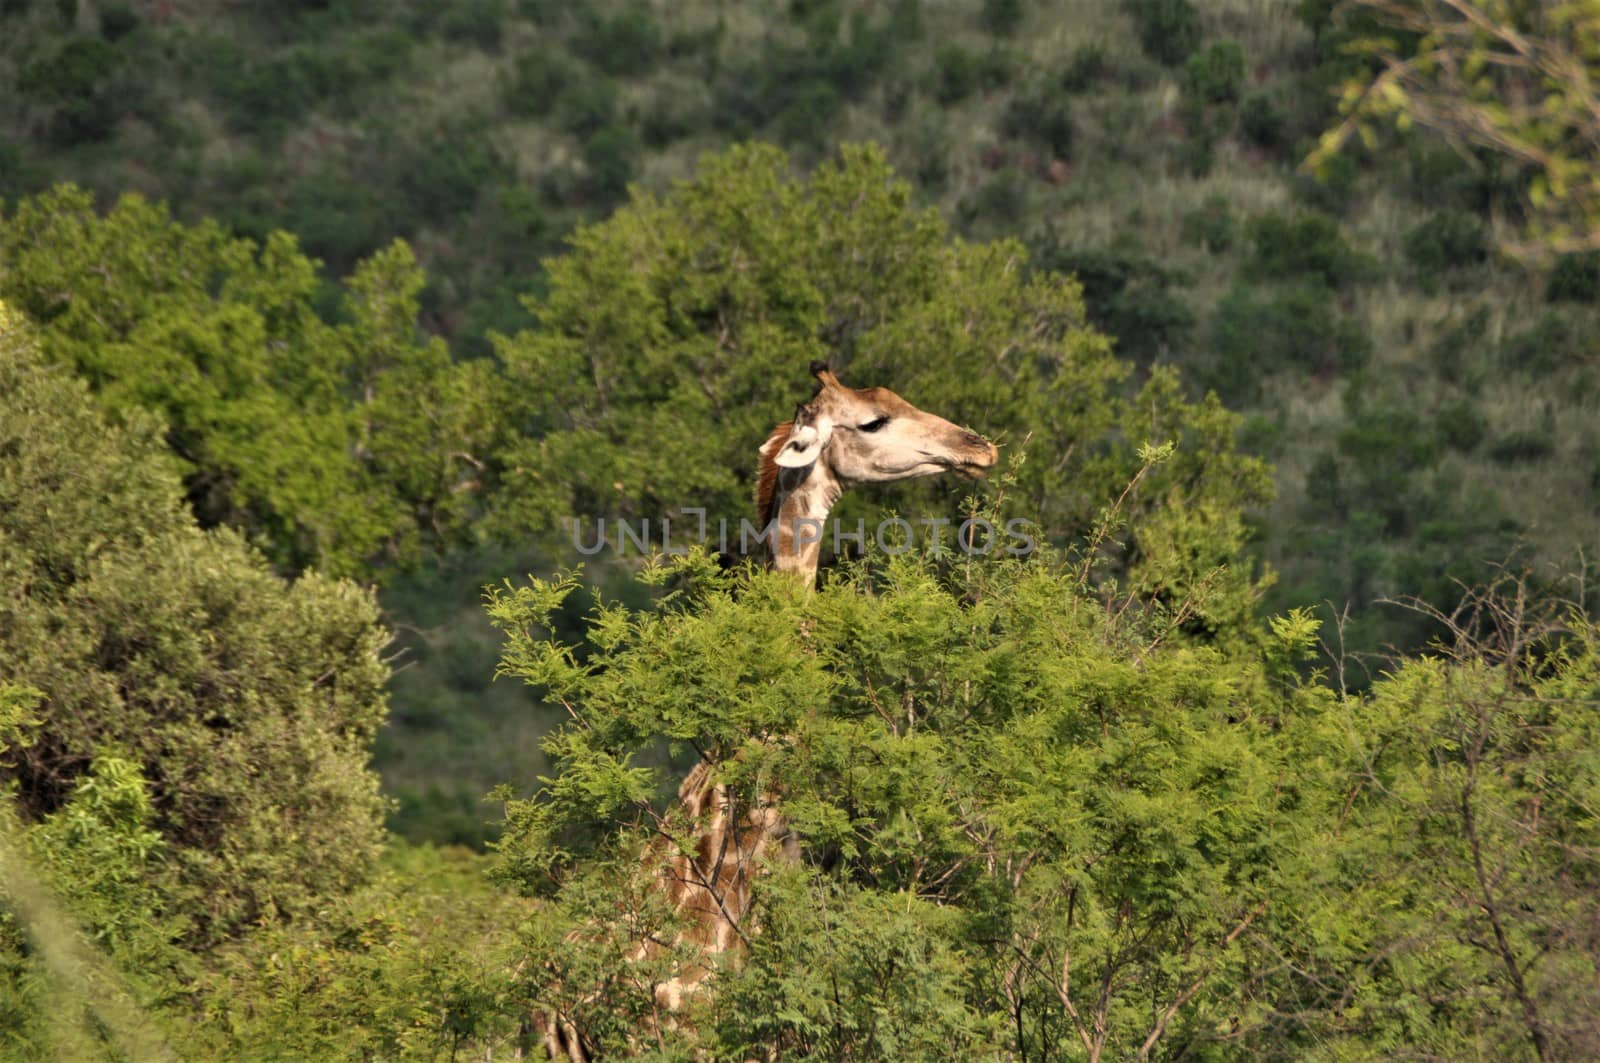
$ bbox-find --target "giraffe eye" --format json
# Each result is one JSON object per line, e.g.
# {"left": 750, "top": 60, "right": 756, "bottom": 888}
{"left": 859, "top": 416, "right": 889, "bottom": 433}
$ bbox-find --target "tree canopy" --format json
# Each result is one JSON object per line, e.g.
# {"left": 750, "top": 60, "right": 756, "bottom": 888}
{"left": 493, "top": 143, "right": 1274, "bottom": 629}
{"left": 489, "top": 544, "right": 1600, "bottom": 1059}
{"left": 0, "top": 303, "right": 390, "bottom": 945}
{"left": 0, "top": 190, "right": 504, "bottom": 577}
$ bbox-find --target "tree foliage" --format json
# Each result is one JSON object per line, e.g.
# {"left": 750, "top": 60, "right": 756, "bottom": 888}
{"left": 493, "top": 143, "right": 1274, "bottom": 625}
{"left": 0, "top": 189, "right": 503, "bottom": 576}
{"left": 0, "top": 305, "right": 390, "bottom": 945}
{"left": 1310, "top": 0, "right": 1600, "bottom": 256}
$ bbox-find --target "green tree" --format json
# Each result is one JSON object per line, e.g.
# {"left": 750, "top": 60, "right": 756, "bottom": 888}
{"left": 0, "top": 188, "right": 504, "bottom": 576}
{"left": 487, "top": 544, "right": 1336, "bottom": 1059}
{"left": 492, "top": 143, "right": 1274, "bottom": 634}
{"left": 0, "top": 304, "right": 389, "bottom": 944}
{"left": 1260, "top": 579, "right": 1600, "bottom": 1060}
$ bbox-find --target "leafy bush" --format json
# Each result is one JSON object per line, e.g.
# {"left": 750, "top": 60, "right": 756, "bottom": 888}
{"left": 980, "top": 0, "right": 1023, "bottom": 35}
{"left": 1435, "top": 398, "right": 1486, "bottom": 452}
{"left": 1502, "top": 311, "right": 1589, "bottom": 375}
{"left": 507, "top": 50, "right": 578, "bottom": 116}
{"left": 1182, "top": 194, "right": 1236, "bottom": 251}
{"left": 926, "top": 37, "right": 1014, "bottom": 105}
{"left": 1000, "top": 86, "right": 1075, "bottom": 157}
{"left": 1210, "top": 283, "right": 1371, "bottom": 401}
{"left": 398, "top": 130, "right": 508, "bottom": 222}
{"left": 98, "top": 3, "right": 138, "bottom": 40}
{"left": 1059, "top": 42, "right": 1109, "bottom": 92}
{"left": 0, "top": 314, "right": 390, "bottom": 944}
{"left": 1124, "top": 0, "right": 1201, "bottom": 65}
{"left": 1035, "top": 244, "right": 1194, "bottom": 362}
{"left": 1245, "top": 210, "right": 1377, "bottom": 287}
{"left": 1546, "top": 251, "right": 1600, "bottom": 303}
{"left": 1184, "top": 40, "right": 1245, "bottom": 103}
{"left": 437, "top": 0, "right": 505, "bottom": 49}
{"left": 583, "top": 123, "right": 640, "bottom": 202}
{"left": 17, "top": 35, "right": 127, "bottom": 143}
{"left": 557, "top": 74, "right": 619, "bottom": 135}
{"left": 778, "top": 79, "right": 843, "bottom": 149}
{"left": 1487, "top": 428, "right": 1555, "bottom": 464}
{"left": 575, "top": 4, "right": 661, "bottom": 77}
{"left": 1337, "top": 405, "right": 1441, "bottom": 533}
{"left": 1239, "top": 92, "right": 1286, "bottom": 148}
{"left": 1403, "top": 210, "right": 1487, "bottom": 272}
{"left": 932, "top": 44, "right": 982, "bottom": 103}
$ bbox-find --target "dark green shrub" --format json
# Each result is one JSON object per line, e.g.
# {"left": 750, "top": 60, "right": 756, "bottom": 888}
{"left": 1337, "top": 406, "right": 1440, "bottom": 533}
{"left": 283, "top": 169, "right": 393, "bottom": 268}
{"left": 1001, "top": 88, "right": 1074, "bottom": 158}
{"left": 1304, "top": 450, "right": 1346, "bottom": 514}
{"left": 980, "top": 0, "right": 1024, "bottom": 35}
{"left": 1487, "top": 428, "right": 1555, "bottom": 464}
{"left": 17, "top": 35, "right": 126, "bottom": 143}
{"left": 99, "top": 3, "right": 138, "bottom": 40}
{"left": 1239, "top": 93, "right": 1285, "bottom": 149}
{"left": 1546, "top": 251, "right": 1600, "bottom": 303}
{"left": 583, "top": 123, "right": 641, "bottom": 202}
{"left": 517, "top": 0, "right": 558, "bottom": 22}
{"left": 1060, "top": 42, "right": 1108, "bottom": 92}
{"left": 1502, "top": 311, "right": 1588, "bottom": 375}
{"left": 1295, "top": 147, "right": 1360, "bottom": 213}
{"left": 507, "top": 51, "right": 577, "bottom": 117}
{"left": 1037, "top": 245, "right": 1193, "bottom": 362}
{"left": 779, "top": 80, "right": 843, "bottom": 149}
{"left": 1124, "top": 0, "right": 1200, "bottom": 65}
{"left": 933, "top": 44, "right": 981, "bottom": 103}
{"left": 1184, "top": 40, "right": 1245, "bottom": 104}
{"left": 1245, "top": 210, "right": 1377, "bottom": 287}
{"left": 1403, "top": 210, "right": 1487, "bottom": 272}
{"left": 1210, "top": 283, "right": 1370, "bottom": 401}
{"left": 557, "top": 75, "right": 618, "bottom": 135}
{"left": 399, "top": 131, "right": 509, "bottom": 222}
{"left": 958, "top": 167, "right": 1029, "bottom": 231}
{"left": 576, "top": 5, "right": 661, "bottom": 77}
{"left": 210, "top": 45, "right": 360, "bottom": 136}
{"left": 641, "top": 94, "right": 701, "bottom": 147}
{"left": 1435, "top": 398, "right": 1486, "bottom": 452}
{"left": 973, "top": 47, "right": 1016, "bottom": 91}
{"left": 438, "top": 0, "right": 505, "bottom": 49}
{"left": 1181, "top": 195, "right": 1235, "bottom": 252}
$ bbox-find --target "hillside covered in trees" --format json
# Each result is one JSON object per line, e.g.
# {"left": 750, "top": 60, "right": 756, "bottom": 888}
{"left": 1, "top": 0, "right": 1598, "bottom": 1058}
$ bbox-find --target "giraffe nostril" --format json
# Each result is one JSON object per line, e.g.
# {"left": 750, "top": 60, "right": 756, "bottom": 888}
{"left": 962, "top": 431, "right": 989, "bottom": 448}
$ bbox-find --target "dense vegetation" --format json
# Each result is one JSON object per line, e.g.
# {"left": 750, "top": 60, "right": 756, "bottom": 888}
{"left": 5, "top": 0, "right": 1598, "bottom": 839}
{"left": 0, "top": 0, "right": 1597, "bottom": 1057}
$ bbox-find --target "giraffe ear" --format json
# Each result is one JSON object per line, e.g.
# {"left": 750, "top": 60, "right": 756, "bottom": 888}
{"left": 772, "top": 416, "right": 832, "bottom": 467}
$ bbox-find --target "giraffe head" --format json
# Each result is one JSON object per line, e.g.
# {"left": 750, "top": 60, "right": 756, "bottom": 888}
{"left": 760, "top": 361, "right": 999, "bottom": 486}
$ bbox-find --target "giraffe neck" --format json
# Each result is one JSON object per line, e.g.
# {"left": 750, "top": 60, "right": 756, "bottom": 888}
{"left": 768, "top": 464, "right": 842, "bottom": 586}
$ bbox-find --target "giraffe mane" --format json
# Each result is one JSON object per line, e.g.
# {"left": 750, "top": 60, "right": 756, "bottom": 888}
{"left": 755, "top": 421, "right": 793, "bottom": 530}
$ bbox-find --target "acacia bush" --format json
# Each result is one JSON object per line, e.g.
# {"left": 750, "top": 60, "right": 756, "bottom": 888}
{"left": 489, "top": 546, "right": 1600, "bottom": 1059}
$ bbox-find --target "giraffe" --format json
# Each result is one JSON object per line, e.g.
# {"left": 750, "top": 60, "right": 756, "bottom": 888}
{"left": 536, "top": 362, "right": 998, "bottom": 1060}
